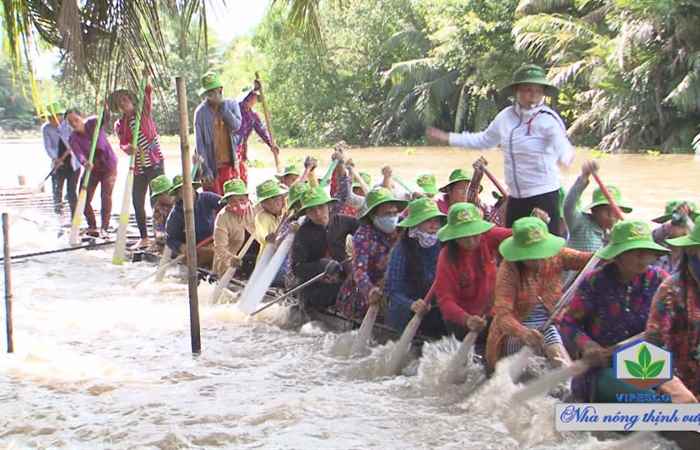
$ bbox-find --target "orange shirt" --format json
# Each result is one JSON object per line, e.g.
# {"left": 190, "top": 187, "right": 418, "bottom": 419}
{"left": 213, "top": 108, "right": 232, "bottom": 167}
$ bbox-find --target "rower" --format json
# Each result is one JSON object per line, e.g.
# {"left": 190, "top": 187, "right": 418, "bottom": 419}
{"left": 212, "top": 179, "right": 256, "bottom": 278}
{"left": 385, "top": 197, "right": 447, "bottom": 337}
{"left": 563, "top": 160, "right": 632, "bottom": 253}
{"left": 275, "top": 164, "right": 302, "bottom": 188}
{"left": 335, "top": 187, "right": 407, "bottom": 320}
{"left": 651, "top": 200, "right": 698, "bottom": 273}
{"left": 253, "top": 179, "right": 289, "bottom": 286}
{"left": 165, "top": 174, "right": 221, "bottom": 268}
{"left": 148, "top": 175, "right": 174, "bottom": 252}
{"left": 646, "top": 216, "right": 700, "bottom": 403}
{"left": 432, "top": 202, "right": 512, "bottom": 349}
{"left": 415, "top": 173, "right": 438, "bottom": 199}
{"left": 291, "top": 186, "right": 359, "bottom": 309}
{"left": 427, "top": 64, "right": 574, "bottom": 236}
{"left": 558, "top": 220, "right": 671, "bottom": 402}
{"left": 486, "top": 217, "right": 591, "bottom": 371}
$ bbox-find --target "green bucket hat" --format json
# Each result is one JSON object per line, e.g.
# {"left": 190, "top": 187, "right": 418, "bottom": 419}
{"left": 652, "top": 200, "right": 699, "bottom": 224}
{"left": 352, "top": 172, "right": 372, "bottom": 191}
{"left": 255, "top": 179, "right": 288, "bottom": 204}
{"left": 439, "top": 169, "right": 474, "bottom": 193}
{"left": 437, "top": 202, "right": 494, "bottom": 242}
{"left": 501, "top": 64, "right": 558, "bottom": 98}
{"left": 299, "top": 186, "right": 338, "bottom": 214}
{"left": 220, "top": 179, "right": 248, "bottom": 204}
{"left": 44, "top": 101, "right": 64, "bottom": 119}
{"left": 276, "top": 164, "right": 301, "bottom": 179}
{"left": 584, "top": 185, "right": 632, "bottom": 214}
{"left": 398, "top": 197, "right": 446, "bottom": 229}
{"left": 666, "top": 217, "right": 700, "bottom": 247}
{"left": 288, "top": 182, "right": 310, "bottom": 209}
{"left": 198, "top": 71, "right": 223, "bottom": 96}
{"left": 359, "top": 187, "right": 407, "bottom": 219}
{"left": 499, "top": 217, "right": 565, "bottom": 262}
{"left": 416, "top": 174, "right": 438, "bottom": 196}
{"left": 596, "top": 220, "right": 670, "bottom": 260}
{"left": 168, "top": 175, "right": 202, "bottom": 194}
{"left": 150, "top": 175, "right": 172, "bottom": 199}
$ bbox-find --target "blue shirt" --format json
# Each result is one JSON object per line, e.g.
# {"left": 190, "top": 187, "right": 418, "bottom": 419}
{"left": 166, "top": 192, "right": 222, "bottom": 254}
{"left": 41, "top": 120, "right": 81, "bottom": 171}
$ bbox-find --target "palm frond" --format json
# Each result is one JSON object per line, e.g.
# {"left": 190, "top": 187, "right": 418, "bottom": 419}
{"left": 663, "top": 69, "right": 700, "bottom": 113}
{"left": 515, "top": 0, "right": 573, "bottom": 16}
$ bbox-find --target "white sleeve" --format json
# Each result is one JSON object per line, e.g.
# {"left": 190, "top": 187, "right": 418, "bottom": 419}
{"left": 447, "top": 117, "right": 501, "bottom": 149}
{"left": 543, "top": 115, "right": 575, "bottom": 167}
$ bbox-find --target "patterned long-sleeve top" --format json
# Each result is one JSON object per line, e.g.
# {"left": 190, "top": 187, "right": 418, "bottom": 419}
{"left": 564, "top": 176, "right": 607, "bottom": 252}
{"left": 114, "top": 84, "right": 164, "bottom": 174}
{"left": 486, "top": 248, "right": 591, "bottom": 369}
{"left": 335, "top": 223, "right": 398, "bottom": 320}
{"left": 234, "top": 104, "right": 272, "bottom": 161}
{"left": 558, "top": 264, "right": 669, "bottom": 400}
{"left": 384, "top": 239, "right": 440, "bottom": 332}
{"left": 646, "top": 272, "right": 700, "bottom": 397}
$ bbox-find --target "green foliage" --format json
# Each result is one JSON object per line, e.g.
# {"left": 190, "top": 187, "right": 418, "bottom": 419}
{"left": 0, "top": 61, "right": 35, "bottom": 130}
{"left": 624, "top": 344, "right": 665, "bottom": 379}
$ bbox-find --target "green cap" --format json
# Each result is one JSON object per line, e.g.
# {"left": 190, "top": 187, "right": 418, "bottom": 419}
{"left": 416, "top": 174, "right": 438, "bottom": 196}
{"left": 652, "top": 200, "right": 699, "bottom": 224}
{"left": 220, "top": 179, "right": 248, "bottom": 204}
{"left": 149, "top": 175, "right": 172, "bottom": 199}
{"left": 499, "top": 217, "right": 565, "bottom": 262}
{"left": 352, "top": 172, "right": 372, "bottom": 191}
{"left": 288, "top": 182, "right": 310, "bottom": 209}
{"left": 255, "top": 179, "right": 288, "bottom": 203}
{"left": 596, "top": 220, "right": 670, "bottom": 260}
{"left": 276, "top": 164, "right": 301, "bottom": 178}
{"left": 437, "top": 202, "right": 494, "bottom": 242}
{"left": 666, "top": 217, "right": 700, "bottom": 247}
{"left": 439, "top": 169, "right": 474, "bottom": 193}
{"left": 44, "top": 101, "right": 64, "bottom": 118}
{"left": 398, "top": 197, "right": 446, "bottom": 228}
{"left": 501, "top": 64, "right": 558, "bottom": 98}
{"left": 584, "top": 185, "right": 632, "bottom": 214}
{"left": 299, "top": 186, "right": 337, "bottom": 214}
{"left": 168, "top": 175, "right": 202, "bottom": 194}
{"left": 359, "top": 187, "right": 407, "bottom": 219}
{"left": 198, "top": 71, "right": 223, "bottom": 96}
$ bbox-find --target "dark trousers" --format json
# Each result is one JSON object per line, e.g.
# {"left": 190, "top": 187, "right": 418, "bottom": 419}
{"left": 51, "top": 167, "right": 80, "bottom": 217}
{"left": 83, "top": 171, "right": 117, "bottom": 230}
{"left": 132, "top": 165, "right": 164, "bottom": 238}
{"left": 505, "top": 189, "right": 563, "bottom": 236}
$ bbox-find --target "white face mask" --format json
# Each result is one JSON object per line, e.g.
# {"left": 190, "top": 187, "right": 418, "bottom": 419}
{"left": 408, "top": 227, "right": 438, "bottom": 248}
{"left": 372, "top": 214, "right": 399, "bottom": 234}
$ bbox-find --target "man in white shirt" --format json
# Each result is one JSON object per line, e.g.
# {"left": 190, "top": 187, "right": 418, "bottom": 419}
{"left": 426, "top": 64, "right": 574, "bottom": 235}
{"left": 41, "top": 102, "right": 80, "bottom": 217}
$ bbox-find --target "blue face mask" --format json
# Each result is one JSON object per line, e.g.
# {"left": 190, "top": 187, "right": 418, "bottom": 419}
{"left": 372, "top": 214, "right": 399, "bottom": 234}
{"left": 689, "top": 255, "right": 700, "bottom": 281}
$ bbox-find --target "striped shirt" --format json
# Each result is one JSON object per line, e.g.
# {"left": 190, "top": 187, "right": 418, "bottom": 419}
{"left": 129, "top": 116, "right": 160, "bottom": 172}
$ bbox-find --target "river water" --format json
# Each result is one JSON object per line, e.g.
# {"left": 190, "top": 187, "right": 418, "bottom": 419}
{"left": 0, "top": 139, "right": 698, "bottom": 449}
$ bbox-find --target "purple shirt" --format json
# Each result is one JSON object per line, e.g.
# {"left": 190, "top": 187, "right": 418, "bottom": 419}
{"left": 234, "top": 104, "right": 272, "bottom": 160}
{"left": 69, "top": 117, "right": 117, "bottom": 174}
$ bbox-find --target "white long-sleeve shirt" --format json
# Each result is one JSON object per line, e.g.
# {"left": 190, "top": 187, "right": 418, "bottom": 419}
{"left": 448, "top": 103, "right": 574, "bottom": 199}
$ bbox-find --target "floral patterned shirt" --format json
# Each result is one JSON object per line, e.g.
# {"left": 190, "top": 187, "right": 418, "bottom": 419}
{"left": 646, "top": 272, "right": 700, "bottom": 397}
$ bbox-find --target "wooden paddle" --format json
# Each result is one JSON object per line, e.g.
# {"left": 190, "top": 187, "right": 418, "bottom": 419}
{"left": 133, "top": 236, "right": 214, "bottom": 287}
{"left": 113, "top": 76, "right": 147, "bottom": 265}
{"left": 211, "top": 235, "right": 255, "bottom": 304}
{"left": 351, "top": 303, "right": 380, "bottom": 357}
{"left": 385, "top": 289, "right": 436, "bottom": 376}
{"left": 69, "top": 93, "right": 106, "bottom": 246}
{"left": 154, "top": 246, "right": 173, "bottom": 282}
{"left": 511, "top": 332, "right": 644, "bottom": 403}
{"left": 254, "top": 71, "right": 281, "bottom": 173}
{"left": 444, "top": 329, "right": 480, "bottom": 385}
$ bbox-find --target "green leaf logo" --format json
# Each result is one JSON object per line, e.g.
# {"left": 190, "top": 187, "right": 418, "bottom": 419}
{"left": 624, "top": 344, "right": 665, "bottom": 379}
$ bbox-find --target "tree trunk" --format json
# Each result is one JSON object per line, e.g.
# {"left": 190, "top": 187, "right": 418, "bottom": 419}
{"left": 454, "top": 83, "right": 470, "bottom": 133}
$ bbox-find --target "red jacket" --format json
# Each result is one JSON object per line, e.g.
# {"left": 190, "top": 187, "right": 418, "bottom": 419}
{"left": 114, "top": 84, "right": 163, "bottom": 167}
{"left": 434, "top": 227, "right": 511, "bottom": 326}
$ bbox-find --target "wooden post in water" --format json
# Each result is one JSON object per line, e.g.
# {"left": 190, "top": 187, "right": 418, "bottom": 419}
{"left": 2, "top": 213, "right": 14, "bottom": 353}
{"left": 176, "top": 77, "right": 201, "bottom": 354}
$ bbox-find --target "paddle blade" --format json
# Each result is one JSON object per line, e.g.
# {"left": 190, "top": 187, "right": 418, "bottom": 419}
{"left": 351, "top": 304, "right": 379, "bottom": 357}
{"left": 211, "top": 266, "right": 237, "bottom": 304}
{"left": 69, "top": 189, "right": 87, "bottom": 246}
{"left": 510, "top": 360, "right": 588, "bottom": 404}
{"left": 386, "top": 313, "right": 423, "bottom": 375}
{"left": 112, "top": 165, "right": 135, "bottom": 265}
{"left": 153, "top": 247, "right": 174, "bottom": 283}
{"left": 238, "top": 234, "right": 294, "bottom": 315}
{"left": 444, "top": 331, "right": 478, "bottom": 384}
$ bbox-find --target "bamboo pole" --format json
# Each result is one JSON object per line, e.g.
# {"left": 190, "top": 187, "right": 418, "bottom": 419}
{"left": 254, "top": 72, "right": 281, "bottom": 173}
{"left": 176, "top": 77, "right": 201, "bottom": 354}
{"left": 2, "top": 213, "right": 14, "bottom": 353}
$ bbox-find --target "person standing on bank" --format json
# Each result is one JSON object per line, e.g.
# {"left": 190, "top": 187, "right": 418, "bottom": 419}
{"left": 194, "top": 72, "right": 242, "bottom": 195}
{"left": 112, "top": 73, "right": 165, "bottom": 249}
{"left": 426, "top": 64, "right": 574, "bottom": 236}
{"left": 41, "top": 102, "right": 80, "bottom": 218}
